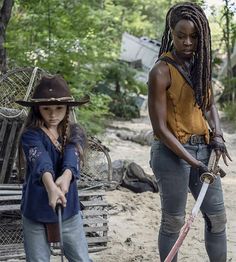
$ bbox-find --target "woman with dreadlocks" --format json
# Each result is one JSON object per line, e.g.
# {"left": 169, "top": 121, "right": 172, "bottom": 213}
{"left": 148, "top": 2, "right": 231, "bottom": 261}
{"left": 16, "top": 75, "right": 92, "bottom": 262}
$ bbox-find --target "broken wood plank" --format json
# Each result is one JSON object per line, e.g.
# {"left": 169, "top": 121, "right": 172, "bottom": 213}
{"left": 0, "top": 190, "right": 22, "bottom": 195}
{"left": 86, "top": 236, "right": 108, "bottom": 244}
{"left": 0, "top": 204, "right": 20, "bottom": 211}
{"left": 80, "top": 200, "right": 108, "bottom": 207}
{"left": 84, "top": 226, "right": 108, "bottom": 233}
{"left": 83, "top": 217, "right": 108, "bottom": 225}
{"left": 0, "top": 195, "right": 21, "bottom": 201}
{"left": 83, "top": 209, "right": 107, "bottom": 217}
{"left": 0, "top": 184, "right": 22, "bottom": 190}
{"left": 0, "top": 121, "right": 18, "bottom": 183}
{"left": 0, "top": 119, "right": 8, "bottom": 143}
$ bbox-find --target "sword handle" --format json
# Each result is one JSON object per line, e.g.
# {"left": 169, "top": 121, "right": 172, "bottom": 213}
{"left": 218, "top": 167, "right": 226, "bottom": 178}
{"left": 200, "top": 150, "right": 226, "bottom": 184}
{"left": 56, "top": 203, "right": 64, "bottom": 262}
{"left": 200, "top": 172, "right": 216, "bottom": 184}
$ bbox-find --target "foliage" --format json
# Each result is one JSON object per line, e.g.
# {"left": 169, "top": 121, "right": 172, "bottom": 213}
{"left": 109, "top": 93, "right": 140, "bottom": 120}
{"left": 94, "top": 61, "right": 146, "bottom": 119}
{"left": 75, "top": 93, "right": 112, "bottom": 135}
{"left": 3, "top": 0, "right": 235, "bottom": 132}
{"left": 100, "top": 61, "right": 146, "bottom": 94}
{"left": 6, "top": 0, "right": 124, "bottom": 134}
{"left": 206, "top": 0, "right": 236, "bottom": 104}
{"left": 219, "top": 76, "right": 236, "bottom": 102}
{"left": 221, "top": 102, "right": 236, "bottom": 122}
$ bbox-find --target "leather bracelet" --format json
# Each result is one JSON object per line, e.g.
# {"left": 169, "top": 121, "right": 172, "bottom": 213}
{"left": 211, "top": 133, "right": 225, "bottom": 142}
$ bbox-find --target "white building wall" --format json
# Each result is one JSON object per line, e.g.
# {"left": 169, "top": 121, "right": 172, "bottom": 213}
{"left": 120, "top": 32, "right": 160, "bottom": 71}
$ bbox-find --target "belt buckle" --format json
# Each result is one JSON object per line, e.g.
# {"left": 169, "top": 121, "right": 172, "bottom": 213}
{"left": 189, "top": 134, "right": 197, "bottom": 145}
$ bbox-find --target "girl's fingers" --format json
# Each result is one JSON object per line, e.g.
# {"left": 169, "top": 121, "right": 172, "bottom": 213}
{"left": 49, "top": 188, "right": 67, "bottom": 211}
{"left": 57, "top": 191, "right": 67, "bottom": 208}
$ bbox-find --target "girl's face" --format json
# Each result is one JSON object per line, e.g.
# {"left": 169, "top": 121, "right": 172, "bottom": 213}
{"left": 171, "top": 19, "right": 198, "bottom": 59}
{"left": 39, "top": 105, "right": 67, "bottom": 128}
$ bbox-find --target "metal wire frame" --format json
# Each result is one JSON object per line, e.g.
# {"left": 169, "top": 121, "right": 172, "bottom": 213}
{"left": 0, "top": 67, "right": 46, "bottom": 114}
{"left": 79, "top": 136, "right": 113, "bottom": 190}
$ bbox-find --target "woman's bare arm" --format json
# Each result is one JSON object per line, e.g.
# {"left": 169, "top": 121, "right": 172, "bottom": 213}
{"left": 148, "top": 62, "right": 200, "bottom": 167}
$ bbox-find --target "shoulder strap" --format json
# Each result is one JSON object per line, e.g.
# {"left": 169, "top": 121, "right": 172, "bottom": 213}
{"left": 158, "top": 56, "right": 193, "bottom": 88}
{"left": 40, "top": 127, "right": 62, "bottom": 152}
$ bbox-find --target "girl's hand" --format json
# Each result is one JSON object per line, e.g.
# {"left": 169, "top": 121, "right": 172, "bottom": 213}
{"left": 47, "top": 184, "right": 67, "bottom": 211}
{"left": 55, "top": 169, "right": 72, "bottom": 195}
{"left": 42, "top": 172, "right": 67, "bottom": 211}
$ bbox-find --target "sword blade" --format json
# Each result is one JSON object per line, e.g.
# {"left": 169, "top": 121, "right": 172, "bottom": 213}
{"left": 192, "top": 181, "right": 209, "bottom": 217}
{"left": 164, "top": 150, "right": 216, "bottom": 262}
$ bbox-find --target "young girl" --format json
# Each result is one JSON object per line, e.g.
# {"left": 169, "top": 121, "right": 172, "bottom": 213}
{"left": 16, "top": 75, "right": 92, "bottom": 262}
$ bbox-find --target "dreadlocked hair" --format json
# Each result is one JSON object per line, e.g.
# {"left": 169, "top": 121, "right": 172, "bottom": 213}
{"left": 159, "top": 2, "right": 212, "bottom": 110}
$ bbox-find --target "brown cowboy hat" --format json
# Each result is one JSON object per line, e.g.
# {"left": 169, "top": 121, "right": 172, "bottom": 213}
{"left": 15, "top": 75, "right": 90, "bottom": 107}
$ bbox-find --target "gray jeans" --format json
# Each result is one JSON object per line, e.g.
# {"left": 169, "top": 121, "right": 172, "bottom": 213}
{"left": 23, "top": 213, "right": 92, "bottom": 262}
{"left": 150, "top": 140, "right": 227, "bottom": 262}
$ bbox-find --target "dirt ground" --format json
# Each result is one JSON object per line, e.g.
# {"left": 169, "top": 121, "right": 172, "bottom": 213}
{"left": 88, "top": 113, "right": 236, "bottom": 262}
{"left": 49, "top": 112, "right": 236, "bottom": 262}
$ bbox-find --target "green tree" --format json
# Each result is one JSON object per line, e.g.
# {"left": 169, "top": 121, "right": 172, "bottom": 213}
{"left": 6, "top": 0, "right": 214, "bottom": 130}
{"left": 221, "top": 0, "right": 236, "bottom": 102}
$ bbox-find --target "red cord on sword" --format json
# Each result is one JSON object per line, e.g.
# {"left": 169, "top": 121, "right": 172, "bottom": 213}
{"left": 164, "top": 150, "right": 226, "bottom": 262}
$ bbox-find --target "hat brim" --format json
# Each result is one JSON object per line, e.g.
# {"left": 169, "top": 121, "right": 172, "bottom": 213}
{"left": 15, "top": 95, "right": 90, "bottom": 107}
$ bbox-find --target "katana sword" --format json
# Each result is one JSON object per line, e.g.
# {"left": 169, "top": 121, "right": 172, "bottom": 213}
{"left": 164, "top": 150, "right": 226, "bottom": 262}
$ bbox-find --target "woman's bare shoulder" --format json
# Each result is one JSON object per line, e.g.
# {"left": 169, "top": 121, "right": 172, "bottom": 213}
{"left": 149, "top": 60, "right": 169, "bottom": 76}
{"left": 148, "top": 60, "right": 171, "bottom": 88}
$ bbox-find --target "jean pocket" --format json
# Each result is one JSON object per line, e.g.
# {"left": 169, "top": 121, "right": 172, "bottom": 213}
{"left": 150, "top": 140, "right": 160, "bottom": 169}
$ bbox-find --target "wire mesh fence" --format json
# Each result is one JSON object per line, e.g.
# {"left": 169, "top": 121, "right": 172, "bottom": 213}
{"left": 0, "top": 67, "right": 46, "bottom": 112}
{"left": 0, "top": 205, "right": 24, "bottom": 260}
{"left": 0, "top": 216, "right": 23, "bottom": 245}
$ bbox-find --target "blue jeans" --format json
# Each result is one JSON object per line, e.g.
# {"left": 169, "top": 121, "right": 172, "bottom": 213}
{"left": 150, "top": 140, "right": 227, "bottom": 262}
{"left": 23, "top": 213, "right": 92, "bottom": 262}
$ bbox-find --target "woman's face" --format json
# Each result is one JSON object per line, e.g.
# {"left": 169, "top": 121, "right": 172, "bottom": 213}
{"left": 39, "top": 105, "right": 67, "bottom": 128}
{"left": 171, "top": 19, "right": 198, "bottom": 59}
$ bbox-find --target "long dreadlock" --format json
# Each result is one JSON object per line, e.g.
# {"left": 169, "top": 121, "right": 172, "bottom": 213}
{"left": 159, "top": 2, "right": 212, "bottom": 110}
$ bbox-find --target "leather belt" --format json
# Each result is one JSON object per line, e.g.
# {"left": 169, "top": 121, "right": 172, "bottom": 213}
{"left": 153, "top": 134, "right": 206, "bottom": 145}
{"left": 188, "top": 134, "right": 206, "bottom": 145}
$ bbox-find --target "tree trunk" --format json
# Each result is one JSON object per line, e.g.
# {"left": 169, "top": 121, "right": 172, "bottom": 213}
{"left": 0, "top": 0, "right": 14, "bottom": 74}
{"left": 115, "top": 79, "right": 121, "bottom": 94}
{"left": 224, "top": 0, "right": 233, "bottom": 102}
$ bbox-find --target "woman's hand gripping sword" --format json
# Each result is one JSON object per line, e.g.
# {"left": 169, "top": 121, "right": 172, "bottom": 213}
{"left": 164, "top": 150, "right": 226, "bottom": 262}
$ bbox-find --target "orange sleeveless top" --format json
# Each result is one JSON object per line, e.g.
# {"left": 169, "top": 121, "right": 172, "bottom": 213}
{"left": 163, "top": 52, "right": 210, "bottom": 144}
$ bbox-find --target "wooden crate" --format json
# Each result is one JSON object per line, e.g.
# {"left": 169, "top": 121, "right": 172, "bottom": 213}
{"left": 0, "top": 109, "right": 25, "bottom": 184}
{"left": 0, "top": 184, "right": 109, "bottom": 260}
